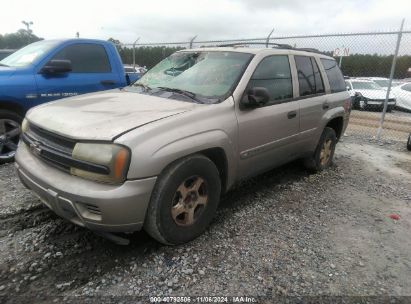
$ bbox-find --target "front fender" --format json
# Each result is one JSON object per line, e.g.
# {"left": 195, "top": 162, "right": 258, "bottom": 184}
{"left": 115, "top": 99, "right": 239, "bottom": 187}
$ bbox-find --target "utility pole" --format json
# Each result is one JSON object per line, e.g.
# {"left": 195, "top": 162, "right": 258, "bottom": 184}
{"left": 133, "top": 37, "right": 140, "bottom": 69}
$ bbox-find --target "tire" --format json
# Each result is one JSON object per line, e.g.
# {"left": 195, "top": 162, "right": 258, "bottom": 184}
{"left": 0, "top": 110, "right": 23, "bottom": 165}
{"left": 407, "top": 133, "right": 411, "bottom": 151}
{"left": 304, "top": 127, "right": 337, "bottom": 173}
{"left": 144, "top": 154, "right": 221, "bottom": 245}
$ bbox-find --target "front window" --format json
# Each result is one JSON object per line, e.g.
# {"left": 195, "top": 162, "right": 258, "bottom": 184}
{"left": 352, "top": 81, "right": 382, "bottom": 90}
{"left": 0, "top": 40, "right": 60, "bottom": 67}
{"left": 131, "top": 51, "right": 253, "bottom": 103}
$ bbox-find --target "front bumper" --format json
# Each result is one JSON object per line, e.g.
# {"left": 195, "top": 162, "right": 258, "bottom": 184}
{"left": 15, "top": 143, "right": 157, "bottom": 232}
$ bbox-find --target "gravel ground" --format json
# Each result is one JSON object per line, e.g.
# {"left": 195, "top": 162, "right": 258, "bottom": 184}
{"left": 0, "top": 137, "right": 410, "bottom": 303}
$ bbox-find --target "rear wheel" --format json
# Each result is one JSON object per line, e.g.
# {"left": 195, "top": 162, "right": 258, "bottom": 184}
{"left": 304, "top": 127, "right": 337, "bottom": 173}
{"left": 407, "top": 133, "right": 411, "bottom": 151}
{"left": 144, "top": 154, "right": 221, "bottom": 245}
{"left": 0, "top": 110, "right": 22, "bottom": 164}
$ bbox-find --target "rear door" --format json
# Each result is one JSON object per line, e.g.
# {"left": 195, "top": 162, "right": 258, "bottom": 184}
{"left": 294, "top": 55, "right": 327, "bottom": 148}
{"left": 236, "top": 55, "right": 300, "bottom": 179}
{"left": 35, "top": 43, "right": 122, "bottom": 104}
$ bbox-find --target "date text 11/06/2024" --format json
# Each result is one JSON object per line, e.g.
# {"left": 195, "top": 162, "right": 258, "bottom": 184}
{"left": 149, "top": 296, "right": 257, "bottom": 303}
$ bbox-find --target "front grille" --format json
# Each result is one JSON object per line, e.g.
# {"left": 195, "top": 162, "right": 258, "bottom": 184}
{"left": 23, "top": 123, "right": 109, "bottom": 175}
{"left": 29, "top": 124, "right": 75, "bottom": 154}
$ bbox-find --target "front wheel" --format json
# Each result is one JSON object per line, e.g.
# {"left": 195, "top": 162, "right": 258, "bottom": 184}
{"left": 407, "top": 133, "right": 411, "bottom": 151}
{"left": 304, "top": 127, "right": 337, "bottom": 173}
{"left": 144, "top": 154, "right": 221, "bottom": 245}
{"left": 0, "top": 110, "right": 23, "bottom": 164}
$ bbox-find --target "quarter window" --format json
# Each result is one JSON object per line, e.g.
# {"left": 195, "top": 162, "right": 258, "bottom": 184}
{"left": 320, "top": 58, "right": 346, "bottom": 93}
{"left": 51, "top": 44, "right": 111, "bottom": 73}
{"left": 295, "top": 56, "right": 324, "bottom": 97}
{"left": 248, "top": 55, "right": 293, "bottom": 104}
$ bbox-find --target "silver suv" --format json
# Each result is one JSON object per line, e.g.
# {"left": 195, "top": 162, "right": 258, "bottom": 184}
{"left": 15, "top": 47, "right": 351, "bottom": 245}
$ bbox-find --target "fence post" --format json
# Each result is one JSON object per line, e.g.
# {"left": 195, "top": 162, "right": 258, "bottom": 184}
{"left": 376, "top": 19, "right": 405, "bottom": 142}
{"left": 189, "top": 35, "right": 197, "bottom": 49}
{"left": 132, "top": 37, "right": 140, "bottom": 69}
{"left": 265, "top": 28, "right": 275, "bottom": 47}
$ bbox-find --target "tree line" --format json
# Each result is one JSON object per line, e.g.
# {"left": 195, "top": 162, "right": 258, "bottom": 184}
{"left": 0, "top": 30, "right": 42, "bottom": 49}
{"left": 115, "top": 42, "right": 411, "bottom": 79}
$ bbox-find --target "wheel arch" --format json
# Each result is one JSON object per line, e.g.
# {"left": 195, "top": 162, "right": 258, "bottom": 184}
{"left": 0, "top": 100, "right": 26, "bottom": 117}
{"left": 325, "top": 116, "right": 344, "bottom": 141}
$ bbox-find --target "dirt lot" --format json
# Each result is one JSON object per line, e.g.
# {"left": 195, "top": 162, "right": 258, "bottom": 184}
{"left": 0, "top": 137, "right": 410, "bottom": 303}
{"left": 347, "top": 109, "right": 411, "bottom": 141}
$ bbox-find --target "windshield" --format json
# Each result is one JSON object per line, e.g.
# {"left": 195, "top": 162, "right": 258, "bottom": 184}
{"left": 0, "top": 40, "right": 60, "bottom": 67}
{"left": 133, "top": 51, "right": 253, "bottom": 102}
{"left": 352, "top": 81, "right": 382, "bottom": 90}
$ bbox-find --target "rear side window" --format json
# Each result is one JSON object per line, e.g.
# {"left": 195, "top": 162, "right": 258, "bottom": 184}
{"left": 320, "top": 58, "right": 346, "bottom": 93}
{"left": 51, "top": 44, "right": 111, "bottom": 73}
{"left": 248, "top": 55, "right": 293, "bottom": 104}
{"left": 295, "top": 56, "right": 324, "bottom": 97}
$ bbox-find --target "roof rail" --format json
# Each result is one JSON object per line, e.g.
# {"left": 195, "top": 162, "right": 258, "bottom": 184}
{"left": 217, "top": 42, "right": 327, "bottom": 55}
{"left": 218, "top": 42, "right": 293, "bottom": 49}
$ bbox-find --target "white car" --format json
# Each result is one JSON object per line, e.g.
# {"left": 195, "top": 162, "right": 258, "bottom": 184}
{"left": 346, "top": 79, "right": 396, "bottom": 111}
{"left": 392, "top": 82, "right": 411, "bottom": 112}
{"left": 359, "top": 77, "right": 404, "bottom": 88}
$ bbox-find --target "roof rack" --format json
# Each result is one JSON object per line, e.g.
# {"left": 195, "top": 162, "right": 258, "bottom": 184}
{"left": 218, "top": 42, "right": 293, "bottom": 49}
{"left": 217, "top": 42, "right": 326, "bottom": 55}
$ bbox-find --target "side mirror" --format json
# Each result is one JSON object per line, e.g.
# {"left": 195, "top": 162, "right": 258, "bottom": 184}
{"left": 241, "top": 87, "right": 270, "bottom": 108}
{"left": 346, "top": 85, "right": 351, "bottom": 91}
{"left": 41, "top": 60, "right": 72, "bottom": 74}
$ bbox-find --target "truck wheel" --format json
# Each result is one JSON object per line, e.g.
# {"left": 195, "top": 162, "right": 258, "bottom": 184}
{"left": 304, "top": 127, "right": 337, "bottom": 173}
{"left": 0, "top": 110, "right": 22, "bottom": 164}
{"left": 144, "top": 154, "right": 221, "bottom": 245}
{"left": 407, "top": 134, "right": 411, "bottom": 151}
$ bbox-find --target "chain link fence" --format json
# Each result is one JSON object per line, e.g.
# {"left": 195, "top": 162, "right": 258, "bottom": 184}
{"left": 116, "top": 28, "right": 411, "bottom": 144}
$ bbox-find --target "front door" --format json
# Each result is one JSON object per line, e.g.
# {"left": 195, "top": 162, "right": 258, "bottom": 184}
{"left": 236, "top": 55, "right": 300, "bottom": 179}
{"left": 35, "top": 43, "right": 121, "bottom": 104}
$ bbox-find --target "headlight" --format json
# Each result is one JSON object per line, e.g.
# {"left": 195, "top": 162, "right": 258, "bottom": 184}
{"left": 71, "top": 143, "right": 131, "bottom": 184}
{"left": 21, "top": 118, "right": 28, "bottom": 133}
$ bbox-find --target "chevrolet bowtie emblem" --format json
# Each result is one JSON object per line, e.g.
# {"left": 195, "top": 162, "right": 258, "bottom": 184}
{"left": 30, "top": 141, "right": 42, "bottom": 155}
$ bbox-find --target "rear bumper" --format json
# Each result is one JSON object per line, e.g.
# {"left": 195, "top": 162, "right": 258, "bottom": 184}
{"left": 15, "top": 143, "right": 157, "bottom": 232}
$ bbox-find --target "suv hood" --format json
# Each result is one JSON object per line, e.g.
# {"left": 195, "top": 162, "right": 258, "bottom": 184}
{"left": 27, "top": 89, "right": 199, "bottom": 141}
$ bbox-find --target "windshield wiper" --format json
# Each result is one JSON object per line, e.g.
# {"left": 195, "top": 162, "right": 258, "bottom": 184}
{"left": 0, "top": 63, "right": 9, "bottom": 67}
{"left": 157, "top": 87, "right": 204, "bottom": 103}
{"left": 134, "top": 83, "right": 152, "bottom": 91}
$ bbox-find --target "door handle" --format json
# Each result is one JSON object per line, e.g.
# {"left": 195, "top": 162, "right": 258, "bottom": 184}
{"left": 100, "top": 80, "right": 116, "bottom": 85}
{"left": 287, "top": 111, "right": 297, "bottom": 119}
{"left": 322, "top": 102, "right": 330, "bottom": 110}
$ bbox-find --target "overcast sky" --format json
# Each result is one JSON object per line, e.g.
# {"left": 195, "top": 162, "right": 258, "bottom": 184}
{"left": 0, "top": 0, "right": 409, "bottom": 44}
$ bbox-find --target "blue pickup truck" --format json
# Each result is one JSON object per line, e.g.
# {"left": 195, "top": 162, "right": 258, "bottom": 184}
{"left": 0, "top": 38, "right": 136, "bottom": 163}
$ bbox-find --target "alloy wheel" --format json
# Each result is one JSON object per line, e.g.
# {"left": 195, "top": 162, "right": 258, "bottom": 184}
{"left": 171, "top": 176, "right": 208, "bottom": 226}
{"left": 0, "top": 119, "right": 21, "bottom": 160}
{"left": 319, "top": 139, "right": 332, "bottom": 166}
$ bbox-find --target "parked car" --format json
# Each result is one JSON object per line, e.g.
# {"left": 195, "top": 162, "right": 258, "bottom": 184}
{"left": 362, "top": 77, "right": 404, "bottom": 88}
{"left": 392, "top": 82, "right": 411, "bottom": 112}
{"left": 0, "top": 49, "right": 16, "bottom": 61}
{"left": 0, "top": 39, "right": 131, "bottom": 163}
{"left": 345, "top": 78, "right": 396, "bottom": 111}
{"left": 124, "top": 65, "right": 147, "bottom": 83}
{"left": 16, "top": 47, "right": 351, "bottom": 245}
